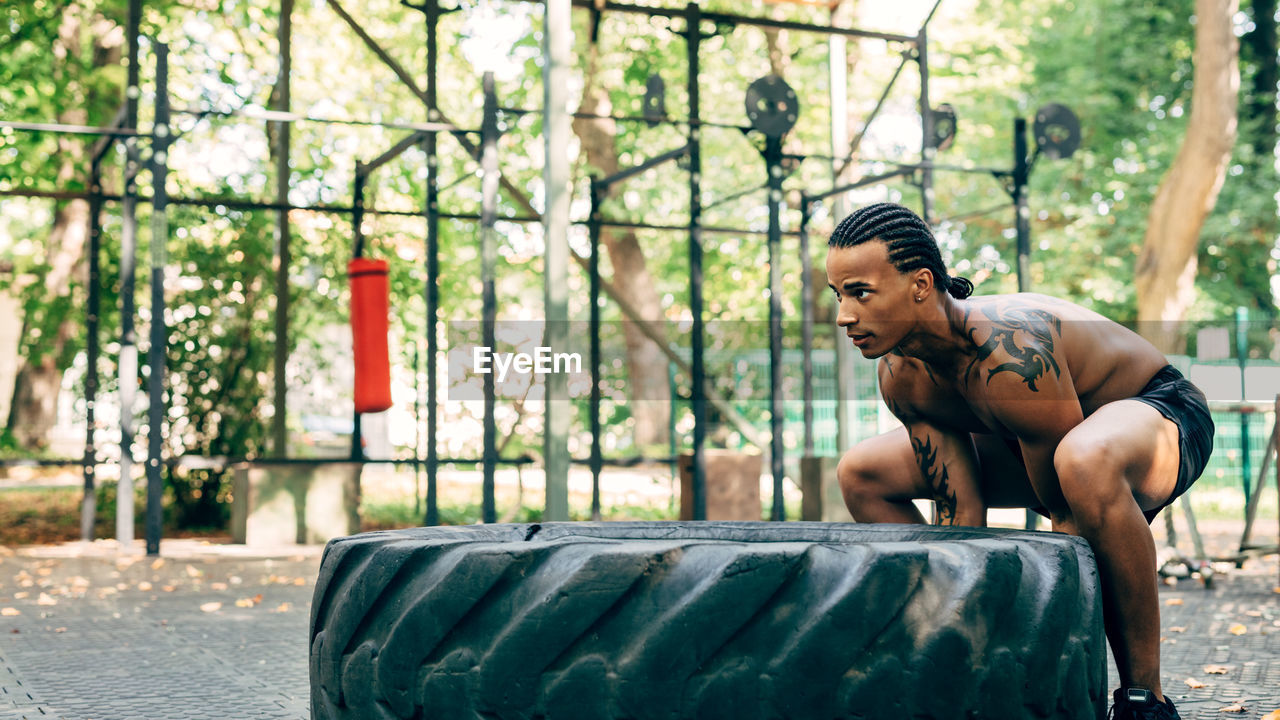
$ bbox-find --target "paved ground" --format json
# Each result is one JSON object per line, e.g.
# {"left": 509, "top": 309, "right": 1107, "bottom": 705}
{"left": 0, "top": 525, "right": 1276, "bottom": 720}
{"left": 0, "top": 540, "right": 321, "bottom": 720}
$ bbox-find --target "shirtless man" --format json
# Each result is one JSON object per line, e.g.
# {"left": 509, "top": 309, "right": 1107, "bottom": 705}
{"left": 828, "top": 203, "right": 1213, "bottom": 720}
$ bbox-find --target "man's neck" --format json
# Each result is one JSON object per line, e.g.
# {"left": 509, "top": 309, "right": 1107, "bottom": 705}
{"left": 892, "top": 295, "right": 976, "bottom": 378}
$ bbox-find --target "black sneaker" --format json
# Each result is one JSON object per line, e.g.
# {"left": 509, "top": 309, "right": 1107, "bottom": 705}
{"left": 1109, "top": 688, "right": 1181, "bottom": 720}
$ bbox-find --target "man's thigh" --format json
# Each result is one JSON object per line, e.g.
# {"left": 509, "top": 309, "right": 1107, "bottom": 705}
{"left": 1056, "top": 399, "right": 1181, "bottom": 513}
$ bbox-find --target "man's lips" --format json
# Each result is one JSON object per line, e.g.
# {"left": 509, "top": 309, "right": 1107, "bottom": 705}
{"left": 848, "top": 332, "right": 873, "bottom": 347}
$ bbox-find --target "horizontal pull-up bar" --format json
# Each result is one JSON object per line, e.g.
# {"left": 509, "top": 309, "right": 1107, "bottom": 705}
{"left": 560, "top": 0, "right": 920, "bottom": 43}
{"left": 595, "top": 144, "right": 689, "bottom": 188}
{"left": 0, "top": 187, "right": 806, "bottom": 236}
{"left": 0, "top": 120, "right": 148, "bottom": 138}
{"left": 171, "top": 105, "right": 466, "bottom": 135}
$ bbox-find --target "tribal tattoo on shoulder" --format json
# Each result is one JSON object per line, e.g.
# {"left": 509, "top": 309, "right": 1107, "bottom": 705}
{"left": 964, "top": 305, "right": 1063, "bottom": 392}
{"left": 910, "top": 434, "right": 957, "bottom": 525}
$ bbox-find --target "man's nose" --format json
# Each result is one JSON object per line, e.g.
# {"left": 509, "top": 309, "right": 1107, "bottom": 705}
{"left": 836, "top": 301, "right": 857, "bottom": 327}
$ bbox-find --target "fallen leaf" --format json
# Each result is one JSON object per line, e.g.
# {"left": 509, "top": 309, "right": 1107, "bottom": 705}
{"left": 293, "top": 577, "right": 306, "bottom": 587}
{"left": 137, "top": 581, "right": 153, "bottom": 592}
{"left": 1, "top": 607, "right": 19, "bottom": 616}
{"left": 151, "top": 558, "right": 166, "bottom": 570}
{"left": 199, "top": 602, "right": 222, "bottom": 613}
{"left": 234, "top": 597, "right": 256, "bottom": 608}
{"left": 210, "top": 582, "right": 228, "bottom": 591}
{"left": 35, "top": 568, "right": 52, "bottom": 577}
{"left": 1186, "top": 678, "right": 1206, "bottom": 689}
{"left": 1204, "top": 665, "right": 1232, "bottom": 674}
{"left": 1219, "top": 705, "right": 1246, "bottom": 713}
{"left": 1229, "top": 624, "right": 1248, "bottom": 636}
{"left": 1166, "top": 598, "right": 1184, "bottom": 606}
{"left": 161, "top": 585, "right": 176, "bottom": 593}
{"left": 36, "top": 593, "right": 56, "bottom": 606}
{"left": 186, "top": 565, "right": 202, "bottom": 579}
{"left": 273, "top": 602, "right": 292, "bottom": 613}
{"left": 1246, "top": 610, "right": 1263, "bottom": 617}
{"left": 53, "top": 627, "right": 66, "bottom": 633}
{"left": 13, "top": 592, "right": 29, "bottom": 600}
{"left": 253, "top": 593, "right": 263, "bottom": 603}
{"left": 1168, "top": 626, "right": 1187, "bottom": 633}
{"left": 1260, "top": 710, "right": 1280, "bottom": 720}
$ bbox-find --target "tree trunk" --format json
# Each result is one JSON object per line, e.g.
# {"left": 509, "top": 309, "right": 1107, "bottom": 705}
{"left": 6, "top": 7, "right": 99, "bottom": 450}
{"left": 573, "top": 42, "right": 670, "bottom": 450}
{"left": 1135, "top": 0, "right": 1239, "bottom": 353}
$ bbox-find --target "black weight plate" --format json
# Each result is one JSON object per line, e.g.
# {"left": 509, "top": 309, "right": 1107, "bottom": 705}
{"left": 1034, "top": 103, "right": 1081, "bottom": 160}
{"left": 745, "top": 75, "right": 799, "bottom": 137}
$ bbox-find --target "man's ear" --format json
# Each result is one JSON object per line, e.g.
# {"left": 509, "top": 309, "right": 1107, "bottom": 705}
{"left": 912, "top": 269, "right": 935, "bottom": 300}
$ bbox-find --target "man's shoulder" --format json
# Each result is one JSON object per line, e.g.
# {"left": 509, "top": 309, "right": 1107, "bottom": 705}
{"left": 958, "top": 294, "right": 1079, "bottom": 395}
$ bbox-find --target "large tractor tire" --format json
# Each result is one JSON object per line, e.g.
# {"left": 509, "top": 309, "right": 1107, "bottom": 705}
{"left": 309, "top": 522, "right": 1106, "bottom": 720}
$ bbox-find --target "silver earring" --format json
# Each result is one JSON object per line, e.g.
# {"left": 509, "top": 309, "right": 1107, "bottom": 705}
{"left": 915, "top": 297, "right": 923, "bottom": 302}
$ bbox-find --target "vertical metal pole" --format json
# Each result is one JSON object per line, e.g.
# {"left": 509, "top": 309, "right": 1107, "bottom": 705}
{"left": 799, "top": 197, "right": 814, "bottom": 458}
{"left": 271, "top": 0, "right": 294, "bottom": 457}
{"left": 82, "top": 158, "right": 104, "bottom": 541}
{"left": 589, "top": 181, "right": 603, "bottom": 521}
{"left": 766, "top": 135, "right": 785, "bottom": 521}
{"left": 1238, "top": 394, "right": 1276, "bottom": 549}
{"left": 543, "top": 0, "right": 572, "bottom": 522}
{"left": 145, "top": 43, "right": 171, "bottom": 556}
{"left": 1013, "top": 117, "right": 1031, "bottom": 294}
{"left": 1013, "top": 116, "right": 1036, "bottom": 531}
{"left": 480, "top": 71, "right": 500, "bottom": 524}
{"left": 1237, "top": 306, "right": 1252, "bottom": 503}
{"left": 917, "top": 27, "right": 934, "bottom": 222}
{"left": 828, "top": 23, "right": 856, "bottom": 456}
{"left": 350, "top": 168, "right": 366, "bottom": 461}
{"left": 117, "top": 0, "right": 142, "bottom": 547}
{"left": 413, "top": 337, "right": 421, "bottom": 516}
{"left": 423, "top": 0, "right": 441, "bottom": 527}
{"left": 686, "top": 0, "right": 707, "bottom": 521}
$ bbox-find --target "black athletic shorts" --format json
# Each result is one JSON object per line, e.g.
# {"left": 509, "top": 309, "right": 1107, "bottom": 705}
{"left": 1130, "top": 364, "right": 1215, "bottom": 522}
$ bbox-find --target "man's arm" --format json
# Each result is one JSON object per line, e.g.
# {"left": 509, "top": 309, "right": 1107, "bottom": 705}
{"left": 981, "top": 337, "right": 1084, "bottom": 520}
{"left": 880, "top": 363, "right": 986, "bottom": 527}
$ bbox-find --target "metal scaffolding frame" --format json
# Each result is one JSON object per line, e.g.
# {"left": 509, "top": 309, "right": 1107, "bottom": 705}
{"left": 0, "top": 0, "right": 951, "bottom": 545}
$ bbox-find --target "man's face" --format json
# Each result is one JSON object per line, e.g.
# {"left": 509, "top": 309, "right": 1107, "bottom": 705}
{"left": 824, "top": 241, "right": 916, "bottom": 359}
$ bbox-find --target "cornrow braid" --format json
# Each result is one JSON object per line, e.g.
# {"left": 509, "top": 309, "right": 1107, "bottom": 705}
{"left": 829, "top": 202, "right": 974, "bottom": 300}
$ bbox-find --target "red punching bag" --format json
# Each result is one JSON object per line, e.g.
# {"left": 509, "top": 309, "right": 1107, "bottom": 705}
{"left": 348, "top": 258, "right": 393, "bottom": 414}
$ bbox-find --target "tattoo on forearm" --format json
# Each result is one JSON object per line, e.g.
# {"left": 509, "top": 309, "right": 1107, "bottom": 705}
{"left": 910, "top": 434, "right": 958, "bottom": 525}
{"left": 965, "top": 306, "right": 1062, "bottom": 391}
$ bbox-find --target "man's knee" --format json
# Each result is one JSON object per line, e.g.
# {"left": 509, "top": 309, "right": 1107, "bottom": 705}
{"left": 1054, "top": 433, "right": 1130, "bottom": 526}
{"left": 837, "top": 444, "right": 887, "bottom": 510}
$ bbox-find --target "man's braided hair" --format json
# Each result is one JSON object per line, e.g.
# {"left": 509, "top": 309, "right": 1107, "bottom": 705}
{"left": 828, "top": 202, "right": 974, "bottom": 300}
